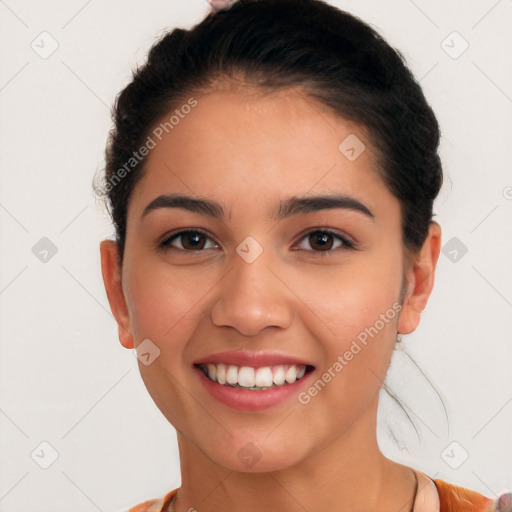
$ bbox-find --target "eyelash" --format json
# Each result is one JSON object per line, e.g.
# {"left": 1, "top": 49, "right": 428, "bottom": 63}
{"left": 158, "top": 228, "right": 356, "bottom": 257}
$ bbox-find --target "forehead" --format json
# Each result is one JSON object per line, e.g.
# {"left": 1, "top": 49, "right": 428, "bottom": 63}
{"left": 128, "top": 87, "right": 393, "bottom": 219}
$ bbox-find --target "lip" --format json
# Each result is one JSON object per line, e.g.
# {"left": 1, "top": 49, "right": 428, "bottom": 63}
{"left": 194, "top": 349, "right": 314, "bottom": 368}
{"left": 195, "top": 365, "right": 315, "bottom": 411}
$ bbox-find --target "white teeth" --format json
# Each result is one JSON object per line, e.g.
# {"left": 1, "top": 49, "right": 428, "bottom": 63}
{"left": 206, "top": 364, "right": 216, "bottom": 381}
{"left": 200, "top": 362, "right": 309, "bottom": 389}
{"left": 238, "top": 366, "right": 255, "bottom": 387}
{"left": 285, "top": 365, "right": 298, "bottom": 384}
{"left": 226, "top": 365, "right": 238, "bottom": 385}
{"left": 255, "top": 367, "right": 273, "bottom": 387}
{"left": 272, "top": 365, "right": 286, "bottom": 386}
{"left": 216, "top": 363, "right": 226, "bottom": 385}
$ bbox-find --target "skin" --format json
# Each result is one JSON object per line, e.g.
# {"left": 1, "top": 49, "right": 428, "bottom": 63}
{"left": 100, "top": 85, "right": 441, "bottom": 512}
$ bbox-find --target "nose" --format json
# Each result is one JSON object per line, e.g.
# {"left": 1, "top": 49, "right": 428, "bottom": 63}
{"left": 210, "top": 247, "right": 293, "bottom": 336}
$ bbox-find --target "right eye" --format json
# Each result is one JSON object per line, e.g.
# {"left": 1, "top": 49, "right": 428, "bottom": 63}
{"left": 159, "top": 229, "right": 220, "bottom": 252}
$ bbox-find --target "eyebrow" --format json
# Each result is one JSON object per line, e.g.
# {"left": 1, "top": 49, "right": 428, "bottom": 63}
{"left": 141, "top": 193, "right": 374, "bottom": 221}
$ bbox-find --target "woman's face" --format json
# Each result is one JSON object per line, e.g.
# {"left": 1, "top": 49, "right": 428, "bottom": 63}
{"left": 101, "top": 86, "right": 439, "bottom": 472}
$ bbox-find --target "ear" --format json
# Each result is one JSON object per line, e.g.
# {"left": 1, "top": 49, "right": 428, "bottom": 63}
{"left": 99, "top": 240, "right": 134, "bottom": 349}
{"left": 397, "top": 221, "right": 442, "bottom": 335}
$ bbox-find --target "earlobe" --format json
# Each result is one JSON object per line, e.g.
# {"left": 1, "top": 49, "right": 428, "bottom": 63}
{"left": 397, "top": 222, "right": 442, "bottom": 335}
{"left": 99, "top": 240, "right": 134, "bottom": 349}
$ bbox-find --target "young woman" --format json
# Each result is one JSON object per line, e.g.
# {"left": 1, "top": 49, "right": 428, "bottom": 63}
{"left": 97, "top": 0, "right": 511, "bottom": 510}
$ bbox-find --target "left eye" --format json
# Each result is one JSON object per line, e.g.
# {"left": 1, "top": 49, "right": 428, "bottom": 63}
{"left": 294, "top": 229, "right": 354, "bottom": 253}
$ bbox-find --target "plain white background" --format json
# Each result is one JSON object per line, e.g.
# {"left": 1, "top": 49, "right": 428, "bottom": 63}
{"left": 0, "top": 0, "right": 511, "bottom": 510}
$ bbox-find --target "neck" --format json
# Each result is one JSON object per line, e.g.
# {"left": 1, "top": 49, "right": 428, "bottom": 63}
{"left": 172, "top": 403, "right": 416, "bottom": 512}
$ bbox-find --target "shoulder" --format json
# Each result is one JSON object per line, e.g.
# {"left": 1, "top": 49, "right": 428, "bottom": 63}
{"left": 123, "top": 488, "right": 179, "bottom": 512}
{"left": 433, "top": 478, "right": 512, "bottom": 512}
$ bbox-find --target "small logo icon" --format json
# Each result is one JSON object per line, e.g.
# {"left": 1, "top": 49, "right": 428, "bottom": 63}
{"left": 441, "top": 441, "right": 469, "bottom": 469}
{"left": 236, "top": 236, "right": 263, "bottom": 264}
{"left": 237, "top": 442, "right": 262, "bottom": 468}
{"left": 442, "top": 236, "right": 468, "bottom": 263}
{"left": 32, "top": 237, "right": 58, "bottom": 263}
{"left": 133, "top": 339, "right": 161, "bottom": 366}
{"left": 441, "top": 31, "right": 469, "bottom": 59}
{"left": 31, "top": 441, "right": 59, "bottom": 469}
{"left": 338, "top": 134, "right": 366, "bottom": 161}
{"left": 31, "top": 31, "right": 59, "bottom": 59}
{"left": 503, "top": 186, "right": 512, "bottom": 200}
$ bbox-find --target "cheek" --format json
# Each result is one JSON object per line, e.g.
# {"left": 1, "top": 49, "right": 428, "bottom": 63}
{"left": 125, "top": 261, "right": 211, "bottom": 342}
{"left": 304, "top": 259, "right": 401, "bottom": 340}
{"left": 303, "top": 259, "right": 401, "bottom": 395}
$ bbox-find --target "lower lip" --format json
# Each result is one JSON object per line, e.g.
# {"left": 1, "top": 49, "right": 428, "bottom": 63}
{"left": 195, "top": 366, "right": 314, "bottom": 411}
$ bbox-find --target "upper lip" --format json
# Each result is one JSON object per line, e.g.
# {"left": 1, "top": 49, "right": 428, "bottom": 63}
{"left": 194, "top": 349, "right": 314, "bottom": 368}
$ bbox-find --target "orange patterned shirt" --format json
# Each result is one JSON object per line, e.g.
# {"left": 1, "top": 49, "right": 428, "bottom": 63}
{"left": 125, "top": 477, "right": 511, "bottom": 512}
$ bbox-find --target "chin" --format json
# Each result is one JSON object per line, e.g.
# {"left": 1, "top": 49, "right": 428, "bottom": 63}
{"left": 205, "top": 438, "right": 307, "bottom": 473}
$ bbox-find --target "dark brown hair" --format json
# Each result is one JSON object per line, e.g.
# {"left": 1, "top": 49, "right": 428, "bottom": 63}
{"left": 96, "top": 0, "right": 443, "bottom": 261}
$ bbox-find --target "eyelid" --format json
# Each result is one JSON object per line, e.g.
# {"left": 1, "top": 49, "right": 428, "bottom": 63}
{"left": 158, "top": 227, "right": 220, "bottom": 250}
{"left": 292, "top": 227, "right": 356, "bottom": 250}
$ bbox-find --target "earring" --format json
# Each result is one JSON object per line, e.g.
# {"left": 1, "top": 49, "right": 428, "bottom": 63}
{"left": 207, "top": 0, "right": 235, "bottom": 11}
{"left": 396, "top": 333, "right": 403, "bottom": 343}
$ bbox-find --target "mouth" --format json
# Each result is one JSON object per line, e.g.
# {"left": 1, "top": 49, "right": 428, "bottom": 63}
{"left": 194, "top": 363, "right": 315, "bottom": 391}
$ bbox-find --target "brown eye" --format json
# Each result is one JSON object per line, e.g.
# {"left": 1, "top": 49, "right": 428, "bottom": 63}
{"left": 295, "top": 229, "right": 354, "bottom": 255}
{"left": 159, "top": 230, "right": 218, "bottom": 251}
{"left": 308, "top": 231, "right": 334, "bottom": 251}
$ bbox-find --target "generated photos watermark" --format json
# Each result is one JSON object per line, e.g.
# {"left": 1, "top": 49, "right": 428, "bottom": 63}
{"left": 298, "top": 302, "right": 402, "bottom": 405}
{"left": 104, "top": 97, "right": 198, "bottom": 193}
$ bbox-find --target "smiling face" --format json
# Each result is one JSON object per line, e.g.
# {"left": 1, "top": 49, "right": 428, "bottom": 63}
{"left": 100, "top": 85, "right": 441, "bottom": 474}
